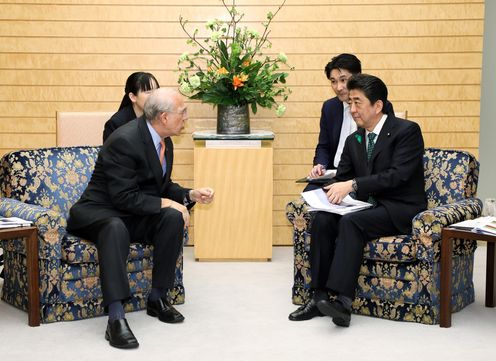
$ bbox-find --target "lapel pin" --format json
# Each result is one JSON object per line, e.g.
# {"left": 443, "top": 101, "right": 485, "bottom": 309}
{"left": 387, "top": 132, "right": 391, "bottom": 137}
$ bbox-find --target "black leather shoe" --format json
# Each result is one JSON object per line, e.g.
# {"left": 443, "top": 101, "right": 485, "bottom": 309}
{"left": 105, "top": 318, "right": 139, "bottom": 349}
{"left": 317, "top": 299, "right": 351, "bottom": 327}
{"left": 147, "top": 297, "right": 185, "bottom": 323}
{"left": 288, "top": 298, "right": 324, "bottom": 321}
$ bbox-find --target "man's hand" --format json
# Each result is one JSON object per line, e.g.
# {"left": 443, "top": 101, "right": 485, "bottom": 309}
{"left": 190, "top": 187, "right": 215, "bottom": 204}
{"left": 161, "top": 198, "right": 190, "bottom": 228}
{"left": 309, "top": 164, "right": 326, "bottom": 179}
{"left": 323, "top": 180, "right": 353, "bottom": 204}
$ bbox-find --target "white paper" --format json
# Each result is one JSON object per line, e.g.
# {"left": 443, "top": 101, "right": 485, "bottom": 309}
{"left": 301, "top": 189, "right": 372, "bottom": 215}
{"left": 0, "top": 216, "right": 32, "bottom": 228}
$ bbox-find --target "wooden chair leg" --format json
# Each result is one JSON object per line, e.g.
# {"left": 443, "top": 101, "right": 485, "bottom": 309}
{"left": 440, "top": 232, "right": 453, "bottom": 328}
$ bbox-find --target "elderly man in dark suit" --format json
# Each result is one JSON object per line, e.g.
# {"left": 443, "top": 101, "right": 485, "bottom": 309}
{"left": 289, "top": 74, "right": 426, "bottom": 327}
{"left": 68, "top": 88, "right": 214, "bottom": 348}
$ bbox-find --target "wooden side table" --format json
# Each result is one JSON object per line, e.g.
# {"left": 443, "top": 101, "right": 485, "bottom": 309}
{"left": 440, "top": 227, "right": 496, "bottom": 327}
{"left": 0, "top": 226, "right": 40, "bottom": 327}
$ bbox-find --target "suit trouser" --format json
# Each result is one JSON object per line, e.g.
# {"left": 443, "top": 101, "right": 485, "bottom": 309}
{"left": 70, "top": 208, "right": 184, "bottom": 306}
{"left": 310, "top": 206, "right": 400, "bottom": 299}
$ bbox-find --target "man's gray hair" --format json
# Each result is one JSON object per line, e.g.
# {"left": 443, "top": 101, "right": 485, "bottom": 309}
{"left": 143, "top": 88, "right": 178, "bottom": 121}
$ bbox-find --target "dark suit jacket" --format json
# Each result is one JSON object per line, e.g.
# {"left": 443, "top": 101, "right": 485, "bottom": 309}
{"left": 68, "top": 116, "right": 191, "bottom": 231}
{"left": 313, "top": 97, "right": 343, "bottom": 168}
{"left": 103, "top": 105, "right": 137, "bottom": 143}
{"left": 313, "top": 97, "right": 397, "bottom": 169}
{"left": 334, "top": 114, "right": 426, "bottom": 234}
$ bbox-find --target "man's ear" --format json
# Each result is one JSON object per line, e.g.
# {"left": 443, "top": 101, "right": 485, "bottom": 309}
{"left": 374, "top": 99, "right": 384, "bottom": 114}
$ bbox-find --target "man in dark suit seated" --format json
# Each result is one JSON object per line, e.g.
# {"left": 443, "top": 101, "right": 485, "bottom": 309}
{"left": 67, "top": 88, "right": 214, "bottom": 349}
{"left": 289, "top": 74, "right": 426, "bottom": 327}
{"left": 305, "top": 53, "right": 362, "bottom": 190}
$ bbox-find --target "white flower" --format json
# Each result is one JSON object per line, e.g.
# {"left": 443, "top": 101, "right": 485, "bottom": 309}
{"left": 278, "top": 53, "right": 288, "bottom": 63}
{"left": 275, "top": 104, "right": 286, "bottom": 117}
{"left": 180, "top": 82, "right": 192, "bottom": 95}
{"left": 179, "top": 52, "right": 189, "bottom": 62}
{"left": 210, "top": 31, "right": 222, "bottom": 42}
{"left": 246, "top": 29, "right": 260, "bottom": 38}
{"left": 189, "top": 75, "right": 201, "bottom": 89}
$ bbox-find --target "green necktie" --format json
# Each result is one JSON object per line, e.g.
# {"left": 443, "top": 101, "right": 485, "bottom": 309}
{"left": 367, "top": 132, "right": 377, "bottom": 161}
{"left": 367, "top": 132, "right": 377, "bottom": 206}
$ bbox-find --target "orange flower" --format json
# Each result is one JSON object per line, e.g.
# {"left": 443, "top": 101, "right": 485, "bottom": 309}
{"left": 242, "top": 60, "right": 251, "bottom": 67}
{"left": 217, "top": 67, "right": 228, "bottom": 75}
{"left": 232, "top": 73, "right": 249, "bottom": 90}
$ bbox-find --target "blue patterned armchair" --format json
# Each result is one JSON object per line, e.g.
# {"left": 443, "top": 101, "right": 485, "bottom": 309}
{"left": 286, "top": 148, "right": 482, "bottom": 324}
{"left": 0, "top": 146, "right": 184, "bottom": 323}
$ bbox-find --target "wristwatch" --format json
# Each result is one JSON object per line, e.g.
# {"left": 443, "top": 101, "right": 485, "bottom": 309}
{"left": 351, "top": 179, "right": 358, "bottom": 192}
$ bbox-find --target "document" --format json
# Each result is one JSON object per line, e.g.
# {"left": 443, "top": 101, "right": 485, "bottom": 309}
{"left": 301, "top": 188, "right": 372, "bottom": 215}
{"left": 296, "top": 169, "right": 337, "bottom": 184}
{"left": 0, "top": 216, "right": 32, "bottom": 229}
{"left": 450, "top": 216, "right": 496, "bottom": 235}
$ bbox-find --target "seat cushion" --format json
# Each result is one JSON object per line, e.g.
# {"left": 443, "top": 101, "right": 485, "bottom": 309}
{"left": 62, "top": 234, "right": 153, "bottom": 264}
{"left": 364, "top": 234, "right": 417, "bottom": 262}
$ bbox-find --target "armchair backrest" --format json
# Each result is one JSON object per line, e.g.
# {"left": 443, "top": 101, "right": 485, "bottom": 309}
{"left": 0, "top": 146, "right": 100, "bottom": 219}
{"left": 423, "top": 148, "right": 479, "bottom": 209}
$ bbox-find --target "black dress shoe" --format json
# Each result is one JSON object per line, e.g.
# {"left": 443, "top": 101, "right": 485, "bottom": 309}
{"left": 288, "top": 298, "right": 324, "bottom": 321}
{"left": 147, "top": 297, "right": 185, "bottom": 323}
{"left": 105, "top": 318, "right": 139, "bottom": 349}
{"left": 317, "top": 299, "right": 351, "bottom": 327}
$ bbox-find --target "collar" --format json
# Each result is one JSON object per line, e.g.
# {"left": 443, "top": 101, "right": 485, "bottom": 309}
{"left": 146, "top": 119, "right": 163, "bottom": 150}
{"left": 366, "top": 113, "right": 388, "bottom": 138}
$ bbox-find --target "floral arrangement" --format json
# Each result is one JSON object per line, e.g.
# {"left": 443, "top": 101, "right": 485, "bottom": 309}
{"left": 177, "top": 0, "right": 292, "bottom": 116}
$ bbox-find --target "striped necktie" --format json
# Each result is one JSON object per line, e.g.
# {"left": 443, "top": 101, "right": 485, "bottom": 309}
{"left": 159, "top": 139, "right": 166, "bottom": 166}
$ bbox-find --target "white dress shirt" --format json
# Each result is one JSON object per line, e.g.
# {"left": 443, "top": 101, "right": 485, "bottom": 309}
{"left": 333, "top": 102, "right": 357, "bottom": 168}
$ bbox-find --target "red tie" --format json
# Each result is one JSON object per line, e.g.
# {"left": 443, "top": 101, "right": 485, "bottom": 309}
{"left": 159, "top": 139, "right": 166, "bottom": 165}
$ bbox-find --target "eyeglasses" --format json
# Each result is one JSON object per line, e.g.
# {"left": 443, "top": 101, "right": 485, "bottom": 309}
{"left": 168, "top": 108, "right": 188, "bottom": 117}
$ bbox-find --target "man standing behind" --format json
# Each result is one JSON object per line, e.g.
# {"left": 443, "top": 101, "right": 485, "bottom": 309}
{"left": 289, "top": 74, "right": 426, "bottom": 327}
{"left": 305, "top": 53, "right": 361, "bottom": 190}
{"left": 68, "top": 88, "right": 214, "bottom": 348}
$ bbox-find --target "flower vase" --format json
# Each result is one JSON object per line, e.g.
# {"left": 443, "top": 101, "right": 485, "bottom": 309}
{"left": 217, "top": 104, "right": 250, "bottom": 135}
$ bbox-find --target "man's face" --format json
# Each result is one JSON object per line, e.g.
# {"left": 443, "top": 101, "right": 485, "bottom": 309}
{"left": 163, "top": 96, "right": 188, "bottom": 136}
{"left": 329, "top": 68, "right": 353, "bottom": 102}
{"left": 348, "top": 89, "right": 383, "bottom": 131}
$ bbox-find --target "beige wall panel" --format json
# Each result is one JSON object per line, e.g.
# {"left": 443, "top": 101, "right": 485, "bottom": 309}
{"left": 0, "top": 20, "right": 484, "bottom": 38}
{"left": 0, "top": 100, "right": 482, "bottom": 120}
{"left": 415, "top": 117, "right": 480, "bottom": 132}
{"left": 0, "top": 84, "right": 481, "bottom": 103}
{"left": 0, "top": 68, "right": 483, "bottom": 88}
{"left": 274, "top": 149, "right": 316, "bottom": 165}
{"left": 0, "top": 53, "right": 483, "bottom": 71}
{"left": 0, "top": 4, "right": 483, "bottom": 22}
{"left": 0, "top": 118, "right": 54, "bottom": 133}
{"left": 0, "top": 133, "right": 55, "bottom": 148}
{"left": 0, "top": 1, "right": 484, "bottom": 5}
{"left": 275, "top": 181, "right": 309, "bottom": 196}
{"left": 273, "top": 226, "right": 293, "bottom": 246}
{"left": 272, "top": 118, "right": 320, "bottom": 134}
{"left": 0, "top": 37, "right": 482, "bottom": 55}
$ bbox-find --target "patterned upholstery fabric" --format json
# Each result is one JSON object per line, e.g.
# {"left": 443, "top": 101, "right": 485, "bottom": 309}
{"left": 286, "top": 148, "right": 482, "bottom": 324}
{"left": 0, "top": 146, "right": 185, "bottom": 323}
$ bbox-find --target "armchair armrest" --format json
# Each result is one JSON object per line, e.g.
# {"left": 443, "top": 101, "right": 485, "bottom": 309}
{"left": 411, "top": 197, "right": 482, "bottom": 261}
{"left": 286, "top": 197, "right": 313, "bottom": 231}
{"left": 0, "top": 197, "right": 66, "bottom": 260}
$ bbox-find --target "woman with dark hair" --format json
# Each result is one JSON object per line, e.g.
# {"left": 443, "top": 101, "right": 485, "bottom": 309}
{"left": 103, "top": 72, "right": 160, "bottom": 142}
